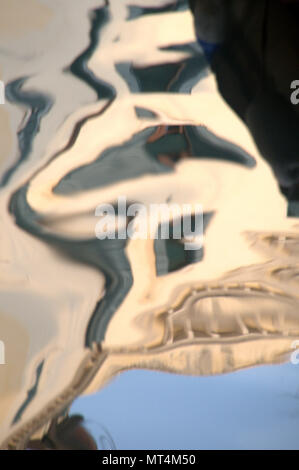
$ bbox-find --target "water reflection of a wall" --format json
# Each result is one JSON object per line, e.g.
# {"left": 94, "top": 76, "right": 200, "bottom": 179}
{"left": 1, "top": 0, "right": 299, "bottom": 451}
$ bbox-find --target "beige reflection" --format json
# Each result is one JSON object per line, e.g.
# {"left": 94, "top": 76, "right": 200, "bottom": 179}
{"left": 1, "top": 0, "right": 299, "bottom": 450}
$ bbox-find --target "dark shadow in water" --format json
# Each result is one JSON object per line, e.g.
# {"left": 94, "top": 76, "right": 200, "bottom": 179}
{"left": 54, "top": 124, "right": 255, "bottom": 196}
{"left": 68, "top": 5, "right": 115, "bottom": 100}
{"left": 127, "top": 0, "right": 188, "bottom": 21}
{"left": 12, "top": 361, "right": 44, "bottom": 424}
{"left": 188, "top": 0, "right": 299, "bottom": 210}
{"left": 1, "top": 77, "right": 53, "bottom": 187}
{"left": 116, "top": 51, "right": 207, "bottom": 95}
{"left": 155, "top": 211, "right": 214, "bottom": 275}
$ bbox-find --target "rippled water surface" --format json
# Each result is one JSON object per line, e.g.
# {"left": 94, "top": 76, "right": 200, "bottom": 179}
{"left": 0, "top": 0, "right": 299, "bottom": 450}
